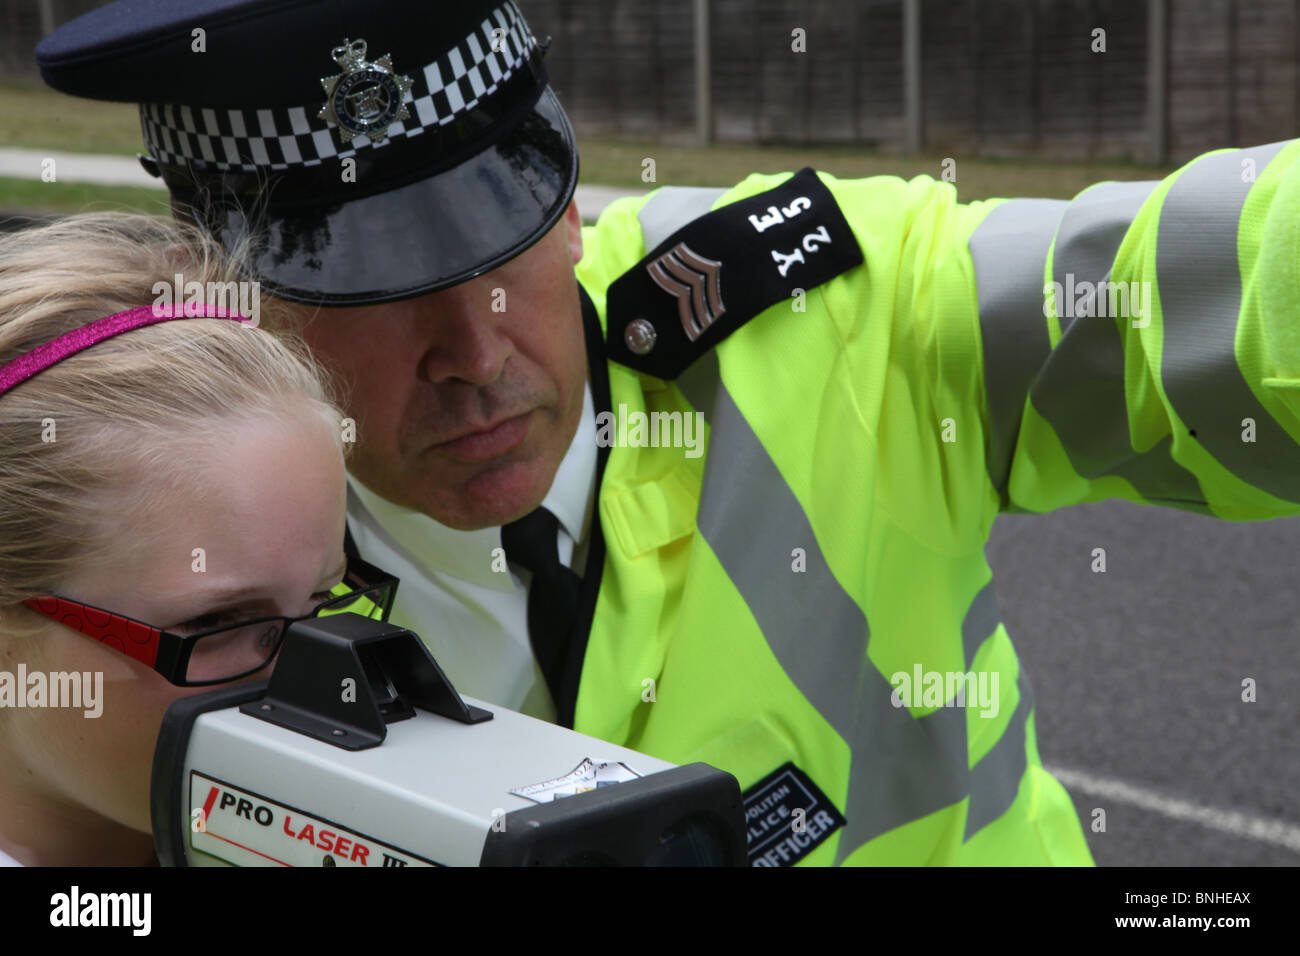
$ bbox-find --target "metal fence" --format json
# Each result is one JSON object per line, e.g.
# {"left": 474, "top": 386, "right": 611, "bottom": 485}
{"left": 3, "top": 0, "right": 1298, "bottom": 162}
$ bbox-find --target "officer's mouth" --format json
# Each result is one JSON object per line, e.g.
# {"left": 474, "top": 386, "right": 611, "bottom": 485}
{"left": 430, "top": 411, "right": 534, "bottom": 463}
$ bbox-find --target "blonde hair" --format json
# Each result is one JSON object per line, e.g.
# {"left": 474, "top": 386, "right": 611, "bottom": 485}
{"left": 0, "top": 213, "right": 347, "bottom": 624}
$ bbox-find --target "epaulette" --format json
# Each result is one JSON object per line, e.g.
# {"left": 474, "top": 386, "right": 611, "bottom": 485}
{"left": 605, "top": 167, "right": 863, "bottom": 380}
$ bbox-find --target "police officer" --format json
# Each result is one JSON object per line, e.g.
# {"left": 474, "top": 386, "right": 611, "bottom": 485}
{"left": 35, "top": 0, "right": 1300, "bottom": 866}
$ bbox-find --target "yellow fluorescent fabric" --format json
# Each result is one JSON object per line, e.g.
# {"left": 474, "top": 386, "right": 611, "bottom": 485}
{"left": 561, "top": 142, "right": 1299, "bottom": 864}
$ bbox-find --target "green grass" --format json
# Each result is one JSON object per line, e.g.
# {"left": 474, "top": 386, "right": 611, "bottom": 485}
{"left": 579, "top": 139, "right": 1179, "bottom": 202}
{"left": 0, "top": 177, "right": 169, "bottom": 217}
{"left": 0, "top": 78, "right": 143, "bottom": 155}
{"left": 0, "top": 77, "right": 1181, "bottom": 214}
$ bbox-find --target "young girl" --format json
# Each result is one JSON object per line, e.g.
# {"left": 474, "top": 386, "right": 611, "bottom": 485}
{"left": 0, "top": 213, "right": 380, "bottom": 865}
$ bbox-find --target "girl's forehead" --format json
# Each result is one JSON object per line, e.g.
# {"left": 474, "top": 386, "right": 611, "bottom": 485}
{"left": 64, "top": 414, "right": 347, "bottom": 609}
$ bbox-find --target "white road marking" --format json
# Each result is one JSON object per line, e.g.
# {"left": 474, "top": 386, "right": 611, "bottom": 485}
{"left": 1046, "top": 764, "right": 1300, "bottom": 853}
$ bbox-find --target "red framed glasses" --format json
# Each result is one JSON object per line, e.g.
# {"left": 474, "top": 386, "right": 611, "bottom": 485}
{"left": 22, "top": 554, "right": 398, "bottom": 686}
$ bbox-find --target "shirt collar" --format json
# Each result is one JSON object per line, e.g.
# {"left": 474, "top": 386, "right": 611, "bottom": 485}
{"left": 348, "top": 380, "right": 597, "bottom": 590}
{"left": 544, "top": 379, "right": 597, "bottom": 547}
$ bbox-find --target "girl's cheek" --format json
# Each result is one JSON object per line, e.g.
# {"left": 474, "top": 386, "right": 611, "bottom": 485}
{"left": 14, "top": 622, "right": 241, "bottom": 834}
{"left": 32, "top": 661, "right": 206, "bottom": 833}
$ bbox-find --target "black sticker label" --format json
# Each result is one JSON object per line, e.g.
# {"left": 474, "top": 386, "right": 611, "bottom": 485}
{"left": 606, "top": 167, "right": 863, "bottom": 381}
{"left": 742, "top": 762, "right": 846, "bottom": 867}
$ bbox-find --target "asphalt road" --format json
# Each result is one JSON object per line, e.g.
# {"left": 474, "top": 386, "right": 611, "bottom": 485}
{"left": 986, "top": 498, "right": 1300, "bottom": 866}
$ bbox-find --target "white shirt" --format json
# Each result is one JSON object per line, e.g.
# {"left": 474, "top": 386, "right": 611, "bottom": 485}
{"left": 345, "top": 382, "right": 598, "bottom": 721}
{"left": 0, "top": 845, "right": 22, "bottom": 866}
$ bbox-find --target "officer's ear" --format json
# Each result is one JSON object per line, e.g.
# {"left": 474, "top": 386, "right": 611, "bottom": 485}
{"left": 562, "top": 198, "right": 583, "bottom": 266}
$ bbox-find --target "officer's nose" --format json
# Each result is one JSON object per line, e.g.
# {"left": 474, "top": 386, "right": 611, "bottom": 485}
{"left": 415, "top": 281, "right": 512, "bottom": 388}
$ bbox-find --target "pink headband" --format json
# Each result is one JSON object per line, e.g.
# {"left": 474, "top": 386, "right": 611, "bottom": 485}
{"left": 0, "top": 304, "right": 251, "bottom": 398}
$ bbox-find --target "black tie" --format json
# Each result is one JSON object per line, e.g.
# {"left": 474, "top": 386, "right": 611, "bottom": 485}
{"left": 500, "top": 506, "right": 582, "bottom": 702}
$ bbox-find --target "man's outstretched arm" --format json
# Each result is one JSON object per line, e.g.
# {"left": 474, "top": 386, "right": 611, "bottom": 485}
{"left": 958, "top": 140, "right": 1300, "bottom": 522}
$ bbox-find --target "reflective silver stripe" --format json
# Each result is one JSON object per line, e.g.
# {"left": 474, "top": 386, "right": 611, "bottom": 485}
{"left": 834, "top": 694, "right": 967, "bottom": 863}
{"left": 636, "top": 186, "right": 729, "bottom": 254}
{"left": 964, "top": 670, "right": 1034, "bottom": 840}
{"left": 956, "top": 582, "right": 1034, "bottom": 842}
{"left": 675, "top": 347, "right": 719, "bottom": 423}
{"left": 696, "top": 386, "right": 970, "bottom": 862}
{"left": 1158, "top": 141, "right": 1300, "bottom": 502}
{"left": 1053, "top": 181, "right": 1157, "bottom": 292}
{"left": 961, "top": 578, "right": 1001, "bottom": 668}
{"left": 698, "top": 386, "right": 869, "bottom": 735}
{"left": 1033, "top": 181, "right": 1210, "bottom": 511}
{"left": 959, "top": 580, "right": 1037, "bottom": 841}
{"left": 968, "top": 199, "right": 1067, "bottom": 502}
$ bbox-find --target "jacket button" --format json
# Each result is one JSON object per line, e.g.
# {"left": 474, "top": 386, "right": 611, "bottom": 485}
{"left": 624, "top": 318, "right": 658, "bottom": 355}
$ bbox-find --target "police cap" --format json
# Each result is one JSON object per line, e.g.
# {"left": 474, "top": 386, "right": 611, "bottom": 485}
{"left": 36, "top": 0, "right": 579, "bottom": 305}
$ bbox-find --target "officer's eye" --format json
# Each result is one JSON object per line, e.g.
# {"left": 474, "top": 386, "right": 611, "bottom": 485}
{"left": 311, "top": 588, "right": 338, "bottom": 606}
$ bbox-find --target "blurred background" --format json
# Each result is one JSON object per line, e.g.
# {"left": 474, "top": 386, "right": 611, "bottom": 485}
{"left": 1, "top": 0, "right": 1298, "bottom": 867}
{"left": 5, "top": 0, "right": 1300, "bottom": 160}
{"left": 6, "top": 0, "right": 1300, "bottom": 214}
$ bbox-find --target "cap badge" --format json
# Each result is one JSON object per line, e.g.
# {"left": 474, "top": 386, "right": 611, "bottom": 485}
{"left": 319, "top": 38, "right": 414, "bottom": 145}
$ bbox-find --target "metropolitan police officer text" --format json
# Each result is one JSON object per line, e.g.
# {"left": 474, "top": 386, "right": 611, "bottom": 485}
{"left": 748, "top": 804, "right": 840, "bottom": 867}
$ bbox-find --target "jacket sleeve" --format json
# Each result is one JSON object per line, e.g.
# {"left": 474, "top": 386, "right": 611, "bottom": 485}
{"left": 953, "top": 139, "right": 1300, "bottom": 522}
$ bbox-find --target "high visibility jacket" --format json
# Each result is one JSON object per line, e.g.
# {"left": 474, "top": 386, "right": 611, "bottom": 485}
{"left": 565, "top": 139, "right": 1300, "bottom": 865}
